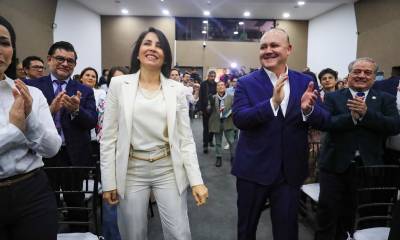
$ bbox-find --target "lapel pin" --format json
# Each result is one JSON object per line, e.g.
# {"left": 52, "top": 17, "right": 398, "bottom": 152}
{"left": 372, "top": 96, "right": 376, "bottom": 100}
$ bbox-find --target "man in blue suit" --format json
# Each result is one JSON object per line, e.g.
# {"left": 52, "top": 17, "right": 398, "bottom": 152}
{"left": 232, "top": 28, "right": 328, "bottom": 240}
{"left": 25, "top": 41, "right": 97, "bottom": 231}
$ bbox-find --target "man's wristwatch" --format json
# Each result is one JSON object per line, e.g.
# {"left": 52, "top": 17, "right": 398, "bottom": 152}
{"left": 71, "top": 108, "right": 79, "bottom": 117}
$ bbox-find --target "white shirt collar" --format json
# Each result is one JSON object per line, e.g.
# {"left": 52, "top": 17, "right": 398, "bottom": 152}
{"left": 349, "top": 87, "right": 369, "bottom": 99}
{"left": 263, "top": 65, "right": 289, "bottom": 82}
{"left": 50, "top": 73, "right": 70, "bottom": 84}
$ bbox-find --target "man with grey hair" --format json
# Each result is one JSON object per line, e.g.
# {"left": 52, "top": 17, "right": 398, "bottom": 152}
{"left": 316, "top": 57, "right": 400, "bottom": 239}
{"left": 232, "top": 28, "right": 328, "bottom": 240}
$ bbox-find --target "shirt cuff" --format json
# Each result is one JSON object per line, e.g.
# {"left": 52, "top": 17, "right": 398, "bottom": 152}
{"left": 270, "top": 99, "right": 280, "bottom": 117}
{"left": 301, "top": 106, "right": 314, "bottom": 122}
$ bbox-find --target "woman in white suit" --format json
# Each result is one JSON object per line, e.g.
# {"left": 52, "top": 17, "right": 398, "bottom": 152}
{"left": 100, "top": 27, "right": 208, "bottom": 240}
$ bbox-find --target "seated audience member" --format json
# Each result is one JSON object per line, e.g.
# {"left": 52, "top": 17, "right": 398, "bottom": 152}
{"left": 315, "top": 58, "right": 400, "bottom": 240}
{"left": 22, "top": 56, "right": 45, "bottom": 79}
{"left": 208, "top": 81, "right": 236, "bottom": 167}
{"left": 318, "top": 68, "right": 338, "bottom": 100}
{"left": 373, "top": 75, "right": 400, "bottom": 165}
{"left": 169, "top": 68, "right": 180, "bottom": 81}
{"left": 25, "top": 41, "right": 97, "bottom": 232}
{"left": 226, "top": 77, "right": 237, "bottom": 96}
{"left": 0, "top": 16, "right": 61, "bottom": 240}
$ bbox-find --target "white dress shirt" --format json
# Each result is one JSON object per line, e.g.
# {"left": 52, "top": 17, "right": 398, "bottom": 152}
{"left": 265, "top": 66, "right": 290, "bottom": 116}
{"left": 0, "top": 75, "right": 61, "bottom": 179}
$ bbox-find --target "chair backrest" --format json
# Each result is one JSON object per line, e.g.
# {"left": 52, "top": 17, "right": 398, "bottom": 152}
{"left": 44, "top": 165, "right": 100, "bottom": 235}
{"left": 354, "top": 165, "right": 400, "bottom": 230}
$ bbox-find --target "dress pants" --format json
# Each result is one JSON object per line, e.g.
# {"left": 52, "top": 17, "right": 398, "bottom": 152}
{"left": 315, "top": 166, "right": 357, "bottom": 240}
{"left": 202, "top": 113, "right": 214, "bottom": 148}
{"left": 389, "top": 200, "right": 400, "bottom": 240}
{"left": 214, "top": 127, "right": 235, "bottom": 159}
{"left": 236, "top": 177, "right": 300, "bottom": 240}
{"left": 118, "top": 156, "right": 191, "bottom": 240}
{"left": 0, "top": 169, "right": 58, "bottom": 240}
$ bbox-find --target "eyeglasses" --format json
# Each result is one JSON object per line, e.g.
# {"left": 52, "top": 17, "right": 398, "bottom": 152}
{"left": 52, "top": 56, "right": 76, "bottom": 66}
{"left": 350, "top": 69, "right": 374, "bottom": 77}
{"left": 30, "top": 65, "right": 45, "bottom": 71}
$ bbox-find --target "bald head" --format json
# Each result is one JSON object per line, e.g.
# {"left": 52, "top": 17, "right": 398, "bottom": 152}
{"left": 261, "top": 28, "right": 290, "bottom": 46}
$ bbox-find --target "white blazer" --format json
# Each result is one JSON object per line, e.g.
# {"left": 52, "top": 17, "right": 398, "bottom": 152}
{"left": 100, "top": 71, "right": 204, "bottom": 199}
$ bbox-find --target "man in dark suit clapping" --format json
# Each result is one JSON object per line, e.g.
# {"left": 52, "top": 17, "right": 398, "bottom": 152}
{"left": 25, "top": 41, "right": 97, "bottom": 232}
{"left": 315, "top": 58, "right": 400, "bottom": 240}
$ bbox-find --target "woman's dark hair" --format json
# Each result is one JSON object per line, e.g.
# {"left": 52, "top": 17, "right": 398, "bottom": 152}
{"left": 80, "top": 67, "right": 98, "bottom": 87}
{"left": 107, "top": 66, "right": 129, "bottom": 87}
{"left": 0, "top": 16, "right": 17, "bottom": 79}
{"left": 318, "top": 68, "right": 338, "bottom": 81}
{"left": 129, "top": 27, "right": 172, "bottom": 77}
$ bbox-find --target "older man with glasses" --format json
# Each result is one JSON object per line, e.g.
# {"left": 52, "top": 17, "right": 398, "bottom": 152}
{"left": 24, "top": 41, "right": 97, "bottom": 232}
{"left": 22, "top": 55, "right": 45, "bottom": 79}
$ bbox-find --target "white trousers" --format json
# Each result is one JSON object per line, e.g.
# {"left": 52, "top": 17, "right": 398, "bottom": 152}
{"left": 118, "top": 156, "right": 191, "bottom": 240}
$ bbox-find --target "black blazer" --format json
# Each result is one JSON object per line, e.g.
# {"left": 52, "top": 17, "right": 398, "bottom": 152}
{"left": 319, "top": 88, "right": 400, "bottom": 173}
{"left": 373, "top": 76, "right": 400, "bottom": 96}
{"left": 25, "top": 75, "right": 98, "bottom": 166}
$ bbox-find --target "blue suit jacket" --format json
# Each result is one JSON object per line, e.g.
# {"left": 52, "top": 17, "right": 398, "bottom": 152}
{"left": 231, "top": 69, "right": 329, "bottom": 186}
{"left": 25, "top": 75, "right": 97, "bottom": 165}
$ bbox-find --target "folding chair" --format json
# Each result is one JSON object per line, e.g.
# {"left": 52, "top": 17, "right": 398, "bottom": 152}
{"left": 44, "top": 166, "right": 101, "bottom": 240}
{"left": 353, "top": 165, "right": 400, "bottom": 240}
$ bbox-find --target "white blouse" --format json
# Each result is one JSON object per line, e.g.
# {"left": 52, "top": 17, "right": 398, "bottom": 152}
{"left": 131, "top": 86, "right": 169, "bottom": 151}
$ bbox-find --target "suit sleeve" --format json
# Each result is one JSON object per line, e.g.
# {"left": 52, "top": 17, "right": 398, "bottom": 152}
{"left": 176, "top": 85, "right": 204, "bottom": 187}
{"left": 321, "top": 93, "right": 356, "bottom": 132}
{"left": 358, "top": 93, "right": 400, "bottom": 135}
{"left": 71, "top": 87, "right": 98, "bottom": 130}
{"left": 232, "top": 78, "right": 276, "bottom": 130}
{"left": 100, "top": 79, "right": 119, "bottom": 191}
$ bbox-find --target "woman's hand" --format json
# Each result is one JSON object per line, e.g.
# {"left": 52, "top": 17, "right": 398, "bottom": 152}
{"left": 192, "top": 184, "right": 208, "bottom": 206}
{"left": 103, "top": 189, "right": 119, "bottom": 205}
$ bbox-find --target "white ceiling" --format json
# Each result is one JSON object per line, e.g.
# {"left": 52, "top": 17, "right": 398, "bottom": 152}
{"left": 75, "top": 0, "right": 356, "bottom": 20}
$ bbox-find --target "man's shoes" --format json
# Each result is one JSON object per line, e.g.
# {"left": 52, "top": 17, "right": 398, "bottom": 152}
{"left": 203, "top": 148, "right": 208, "bottom": 154}
{"left": 215, "top": 157, "right": 222, "bottom": 167}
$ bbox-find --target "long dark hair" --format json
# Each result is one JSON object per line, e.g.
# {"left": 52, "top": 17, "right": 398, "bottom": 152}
{"left": 129, "top": 27, "right": 172, "bottom": 77}
{"left": 0, "top": 16, "right": 17, "bottom": 79}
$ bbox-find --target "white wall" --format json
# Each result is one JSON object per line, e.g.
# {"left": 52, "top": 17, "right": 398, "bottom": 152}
{"left": 307, "top": 4, "right": 357, "bottom": 80}
{"left": 53, "top": 0, "right": 102, "bottom": 76}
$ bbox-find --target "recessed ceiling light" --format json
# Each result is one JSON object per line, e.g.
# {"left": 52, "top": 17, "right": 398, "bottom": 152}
{"left": 283, "top": 12, "right": 290, "bottom": 18}
{"left": 160, "top": 0, "right": 164, "bottom": 2}
{"left": 233, "top": 31, "right": 239, "bottom": 35}
{"left": 203, "top": 20, "right": 208, "bottom": 24}
{"left": 297, "top": 1, "right": 305, "bottom": 6}
{"left": 162, "top": 9, "right": 170, "bottom": 15}
{"left": 238, "top": 21, "right": 244, "bottom": 25}
{"left": 121, "top": 8, "right": 129, "bottom": 14}
{"left": 243, "top": 11, "right": 250, "bottom": 17}
{"left": 231, "top": 62, "right": 238, "bottom": 68}
{"left": 202, "top": 30, "right": 207, "bottom": 34}
{"left": 203, "top": 10, "right": 210, "bottom": 16}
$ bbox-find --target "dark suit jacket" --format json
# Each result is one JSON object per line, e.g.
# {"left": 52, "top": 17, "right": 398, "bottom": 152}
{"left": 319, "top": 88, "right": 400, "bottom": 173}
{"left": 373, "top": 76, "right": 400, "bottom": 96}
{"left": 25, "top": 75, "right": 97, "bottom": 165}
{"left": 199, "top": 80, "right": 217, "bottom": 113}
{"left": 231, "top": 68, "right": 329, "bottom": 186}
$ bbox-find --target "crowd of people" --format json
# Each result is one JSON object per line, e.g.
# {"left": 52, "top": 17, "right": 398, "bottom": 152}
{"left": 1, "top": 14, "right": 400, "bottom": 240}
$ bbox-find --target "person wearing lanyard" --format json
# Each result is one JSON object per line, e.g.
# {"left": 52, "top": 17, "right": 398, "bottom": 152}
{"left": 0, "top": 16, "right": 61, "bottom": 240}
{"left": 101, "top": 27, "right": 208, "bottom": 240}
